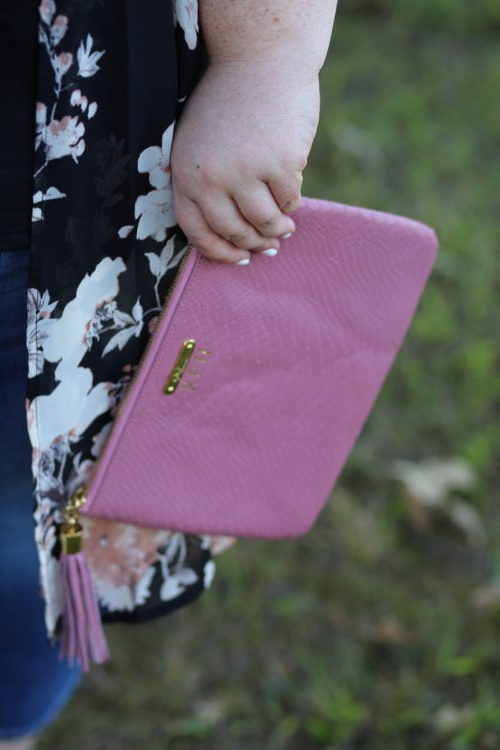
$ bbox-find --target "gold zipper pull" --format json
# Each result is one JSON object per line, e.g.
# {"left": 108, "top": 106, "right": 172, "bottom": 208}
{"left": 60, "top": 487, "right": 87, "bottom": 555}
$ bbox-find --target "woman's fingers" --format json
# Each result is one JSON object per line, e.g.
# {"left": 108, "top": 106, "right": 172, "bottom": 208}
{"left": 231, "top": 181, "right": 296, "bottom": 241}
{"left": 266, "top": 169, "right": 304, "bottom": 215}
{"left": 173, "top": 171, "right": 298, "bottom": 262}
{"left": 172, "top": 195, "right": 251, "bottom": 264}
{"left": 200, "top": 192, "right": 282, "bottom": 252}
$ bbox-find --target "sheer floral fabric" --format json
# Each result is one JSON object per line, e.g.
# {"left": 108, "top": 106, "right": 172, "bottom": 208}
{"left": 27, "top": 0, "right": 235, "bottom": 642}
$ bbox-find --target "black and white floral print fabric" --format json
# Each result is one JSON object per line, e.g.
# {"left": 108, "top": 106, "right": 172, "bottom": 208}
{"left": 27, "top": 0, "right": 235, "bottom": 641}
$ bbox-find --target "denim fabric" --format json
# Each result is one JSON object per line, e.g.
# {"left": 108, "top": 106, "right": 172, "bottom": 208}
{"left": 0, "top": 249, "right": 82, "bottom": 740}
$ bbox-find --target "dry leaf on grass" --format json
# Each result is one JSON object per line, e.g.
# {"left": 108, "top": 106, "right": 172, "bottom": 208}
{"left": 388, "top": 457, "right": 483, "bottom": 544}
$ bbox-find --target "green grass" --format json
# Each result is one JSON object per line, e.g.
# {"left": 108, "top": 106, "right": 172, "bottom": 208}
{"left": 39, "top": 7, "right": 500, "bottom": 750}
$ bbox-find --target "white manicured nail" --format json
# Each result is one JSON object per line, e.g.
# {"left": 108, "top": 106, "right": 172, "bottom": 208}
{"left": 262, "top": 248, "right": 278, "bottom": 257}
{"left": 235, "top": 258, "right": 250, "bottom": 265}
{"left": 280, "top": 232, "right": 293, "bottom": 239}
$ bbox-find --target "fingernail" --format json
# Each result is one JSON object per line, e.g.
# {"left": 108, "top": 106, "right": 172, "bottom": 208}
{"left": 262, "top": 248, "right": 278, "bottom": 257}
{"left": 280, "top": 232, "right": 293, "bottom": 239}
{"left": 235, "top": 258, "right": 250, "bottom": 265}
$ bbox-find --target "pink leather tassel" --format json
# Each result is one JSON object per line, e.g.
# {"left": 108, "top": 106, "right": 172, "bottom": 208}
{"left": 59, "top": 549, "right": 110, "bottom": 671}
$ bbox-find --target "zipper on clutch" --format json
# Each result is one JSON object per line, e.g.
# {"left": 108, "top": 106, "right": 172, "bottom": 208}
{"left": 62, "top": 243, "right": 194, "bottom": 515}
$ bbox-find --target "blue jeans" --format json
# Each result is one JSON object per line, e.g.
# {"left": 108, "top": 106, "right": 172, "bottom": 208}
{"left": 0, "top": 249, "right": 82, "bottom": 739}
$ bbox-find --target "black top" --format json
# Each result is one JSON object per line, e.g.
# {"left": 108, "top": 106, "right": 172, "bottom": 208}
{"left": 0, "top": 1, "right": 39, "bottom": 251}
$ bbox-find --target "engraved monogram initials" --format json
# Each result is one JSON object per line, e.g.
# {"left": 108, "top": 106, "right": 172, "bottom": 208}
{"left": 181, "top": 347, "right": 212, "bottom": 392}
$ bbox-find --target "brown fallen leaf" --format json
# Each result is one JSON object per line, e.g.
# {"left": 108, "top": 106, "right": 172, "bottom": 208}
{"left": 359, "top": 616, "right": 414, "bottom": 645}
{"left": 469, "top": 579, "right": 500, "bottom": 610}
{"left": 389, "top": 457, "right": 477, "bottom": 508}
{"left": 389, "top": 457, "right": 483, "bottom": 545}
{"left": 432, "top": 703, "right": 475, "bottom": 735}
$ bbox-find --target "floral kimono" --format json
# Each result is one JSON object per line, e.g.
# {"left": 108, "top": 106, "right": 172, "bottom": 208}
{"left": 28, "top": 0, "right": 235, "bottom": 645}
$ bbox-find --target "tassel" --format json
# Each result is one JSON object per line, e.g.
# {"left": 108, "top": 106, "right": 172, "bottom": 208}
{"left": 58, "top": 488, "right": 110, "bottom": 671}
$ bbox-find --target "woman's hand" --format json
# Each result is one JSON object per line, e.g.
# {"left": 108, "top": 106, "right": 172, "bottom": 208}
{"left": 170, "top": 59, "right": 321, "bottom": 264}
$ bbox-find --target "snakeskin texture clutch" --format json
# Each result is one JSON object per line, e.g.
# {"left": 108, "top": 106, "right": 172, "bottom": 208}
{"left": 75, "top": 196, "right": 438, "bottom": 536}
{"left": 57, "top": 197, "right": 438, "bottom": 669}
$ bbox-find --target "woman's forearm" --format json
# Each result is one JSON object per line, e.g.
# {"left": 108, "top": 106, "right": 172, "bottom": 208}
{"left": 199, "top": 0, "right": 338, "bottom": 76}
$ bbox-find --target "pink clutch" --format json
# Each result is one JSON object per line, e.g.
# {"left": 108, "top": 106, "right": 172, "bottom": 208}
{"left": 58, "top": 197, "right": 438, "bottom": 669}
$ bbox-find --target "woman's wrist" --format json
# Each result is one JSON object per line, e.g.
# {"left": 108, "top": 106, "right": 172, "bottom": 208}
{"left": 205, "top": 54, "right": 321, "bottom": 87}
{"left": 200, "top": 0, "right": 338, "bottom": 79}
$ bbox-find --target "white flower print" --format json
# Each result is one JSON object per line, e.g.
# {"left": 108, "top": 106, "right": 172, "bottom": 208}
{"left": 160, "top": 567, "right": 198, "bottom": 601}
{"left": 118, "top": 225, "right": 134, "bottom": 239}
{"left": 84, "top": 299, "right": 118, "bottom": 348}
{"left": 119, "top": 124, "right": 180, "bottom": 243}
{"left": 35, "top": 102, "right": 47, "bottom": 150}
{"left": 92, "top": 565, "right": 158, "bottom": 611}
{"left": 32, "top": 185, "right": 67, "bottom": 222}
{"left": 42, "top": 256, "right": 126, "bottom": 372}
{"left": 34, "top": 520, "right": 63, "bottom": 636}
{"left": 157, "top": 533, "right": 198, "bottom": 601}
{"left": 33, "top": 186, "right": 66, "bottom": 203}
{"left": 42, "top": 115, "right": 85, "bottom": 163}
{"left": 66, "top": 450, "right": 96, "bottom": 496}
{"left": 133, "top": 566, "right": 157, "bottom": 607}
{"left": 101, "top": 296, "right": 144, "bottom": 356}
{"left": 27, "top": 366, "right": 113, "bottom": 452}
{"left": 50, "top": 14, "right": 68, "bottom": 45}
{"left": 26, "top": 288, "right": 59, "bottom": 378}
{"left": 93, "top": 582, "right": 136, "bottom": 612}
{"left": 26, "top": 256, "right": 156, "bottom": 452}
{"left": 145, "top": 236, "right": 180, "bottom": 283}
{"left": 134, "top": 188, "right": 176, "bottom": 242}
{"left": 26, "top": 258, "right": 135, "bottom": 634}
{"left": 212, "top": 536, "right": 237, "bottom": 555}
{"left": 204, "top": 560, "right": 216, "bottom": 588}
{"left": 39, "top": 0, "right": 56, "bottom": 25}
{"left": 201, "top": 534, "right": 238, "bottom": 556}
{"left": 90, "top": 422, "right": 113, "bottom": 458}
{"left": 38, "top": 22, "right": 73, "bottom": 87}
{"left": 53, "top": 50, "right": 73, "bottom": 79}
{"left": 81, "top": 521, "right": 172, "bottom": 611}
{"left": 77, "top": 34, "right": 105, "bottom": 77}
{"left": 174, "top": 0, "right": 199, "bottom": 51}
{"left": 70, "top": 88, "right": 97, "bottom": 118}
{"left": 31, "top": 445, "right": 62, "bottom": 495}
{"left": 144, "top": 236, "right": 189, "bottom": 310}
{"left": 137, "top": 122, "right": 174, "bottom": 189}
{"left": 35, "top": 8, "right": 105, "bottom": 182}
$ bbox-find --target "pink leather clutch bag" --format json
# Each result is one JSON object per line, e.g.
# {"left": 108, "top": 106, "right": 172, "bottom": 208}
{"left": 75, "top": 196, "right": 438, "bottom": 537}
{"left": 58, "top": 197, "right": 438, "bottom": 669}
